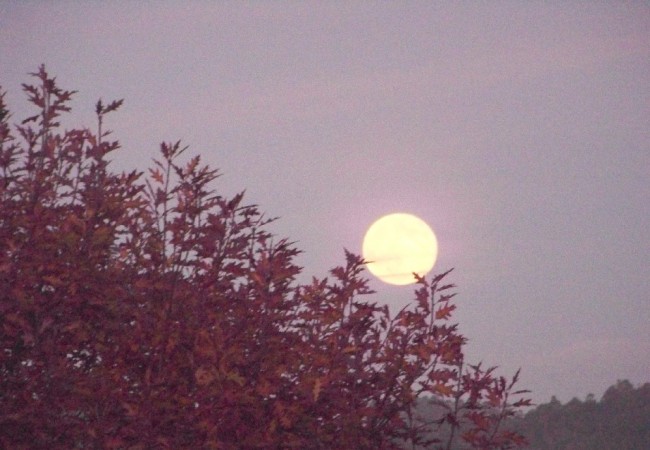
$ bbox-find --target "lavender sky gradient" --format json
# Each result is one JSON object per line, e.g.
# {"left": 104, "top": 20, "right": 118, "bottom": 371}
{"left": 1, "top": 2, "right": 648, "bottom": 405}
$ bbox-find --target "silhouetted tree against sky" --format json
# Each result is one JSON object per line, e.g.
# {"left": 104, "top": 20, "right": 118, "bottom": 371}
{"left": 0, "top": 66, "right": 529, "bottom": 449}
{"left": 511, "top": 380, "right": 650, "bottom": 449}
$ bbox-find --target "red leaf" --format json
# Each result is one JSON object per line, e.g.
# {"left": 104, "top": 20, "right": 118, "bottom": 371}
{"left": 435, "top": 303, "right": 456, "bottom": 320}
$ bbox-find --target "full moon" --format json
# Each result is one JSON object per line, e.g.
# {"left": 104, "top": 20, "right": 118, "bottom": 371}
{"left": 362, "top": 213, "right": 438, "bottom": 285}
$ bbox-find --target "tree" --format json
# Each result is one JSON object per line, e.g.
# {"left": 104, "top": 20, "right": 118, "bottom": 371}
{"left": 510, "top": 381, "right": 650, "bottom": 449}
{"left": 0, "top": 66, "right": 529, "bottom": 449}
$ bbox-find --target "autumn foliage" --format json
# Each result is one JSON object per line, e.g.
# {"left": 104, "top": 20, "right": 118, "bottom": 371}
{"left": 0, "top": 66, "right": 530, "bottom": 448}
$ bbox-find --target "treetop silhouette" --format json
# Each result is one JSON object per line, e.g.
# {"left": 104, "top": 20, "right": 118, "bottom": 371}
{"left": 0, "top": 66, "right": 529, "bottom": 449}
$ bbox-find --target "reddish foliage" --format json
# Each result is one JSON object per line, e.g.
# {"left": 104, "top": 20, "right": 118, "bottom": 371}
{"left": 0, "top": 66, "right": 529, "bottom": 449}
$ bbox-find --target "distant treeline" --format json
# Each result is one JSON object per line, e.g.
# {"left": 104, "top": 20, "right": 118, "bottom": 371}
{"left": 413, "top": 380, "right": 650, "bottom": 449}
{"left": 509, "top": 380, "right": 650, "bottom": 449}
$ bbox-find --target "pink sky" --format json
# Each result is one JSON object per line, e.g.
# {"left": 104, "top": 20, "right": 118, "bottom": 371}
{"left": 1, "top": 1, "right": 648, "bottom": 404}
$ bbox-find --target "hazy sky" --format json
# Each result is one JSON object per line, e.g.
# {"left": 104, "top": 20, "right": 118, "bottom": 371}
{"left": 1, "top": 1, "right": 648, "bottom": 405}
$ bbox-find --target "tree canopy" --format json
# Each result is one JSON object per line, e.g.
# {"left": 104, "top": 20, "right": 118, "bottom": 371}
{"left": 0, "top": 66, "right": 529, "bottom": 449}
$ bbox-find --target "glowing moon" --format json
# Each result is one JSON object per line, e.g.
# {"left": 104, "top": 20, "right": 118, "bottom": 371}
{"left": 362, "top": 213, "right": 438, "bottom": 285}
